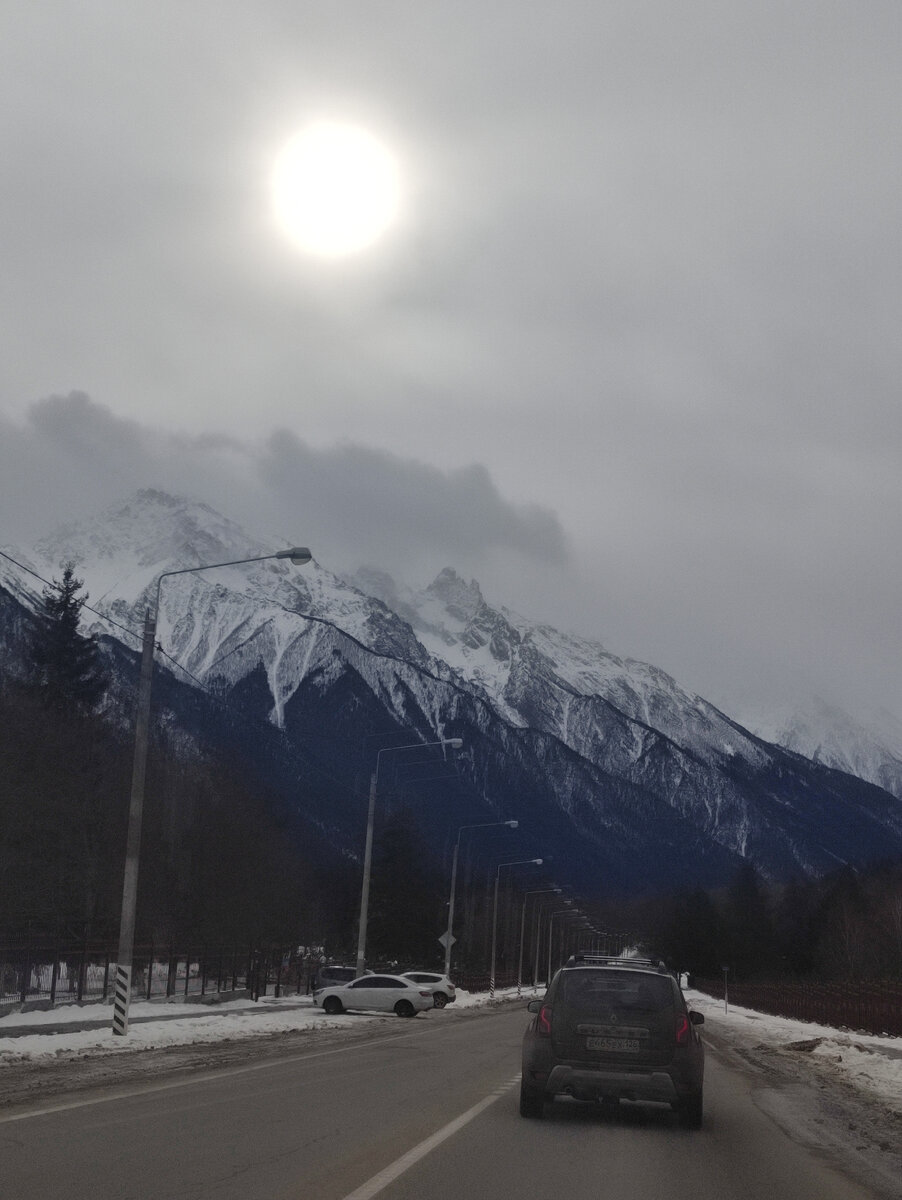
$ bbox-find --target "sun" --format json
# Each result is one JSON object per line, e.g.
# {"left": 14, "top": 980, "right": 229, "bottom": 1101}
{"left": 271, "top": 122, "right": 401, "bottom": 257}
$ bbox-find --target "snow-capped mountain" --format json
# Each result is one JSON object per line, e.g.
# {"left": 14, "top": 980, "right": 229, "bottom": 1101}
{"left": 736, "top": 697, "right": 902, "bottom": 802}
{"left": 353, "top": 566, "right": 770, "bottom": 767}
{"left": 33, "top": 490, "right": 443, "bottom": 726}
{"left": 5, "top": 489, "right": 902, "bottom": 893}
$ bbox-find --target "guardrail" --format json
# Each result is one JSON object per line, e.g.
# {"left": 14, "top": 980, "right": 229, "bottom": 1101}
{"left": 694, "top": 977, "right": 902, "bottom": 1037}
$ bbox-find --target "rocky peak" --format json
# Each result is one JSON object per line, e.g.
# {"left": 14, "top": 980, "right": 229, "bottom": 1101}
{"left": 425, "top": 568, "right": 484, "bottom": 623}
{"left": 36, "top": 490, "right": 268, "bottom": 574}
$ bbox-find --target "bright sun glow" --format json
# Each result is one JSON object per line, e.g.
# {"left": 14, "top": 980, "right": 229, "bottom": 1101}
{"left": 272, "top": 122, "right": 401, "bottom": 257}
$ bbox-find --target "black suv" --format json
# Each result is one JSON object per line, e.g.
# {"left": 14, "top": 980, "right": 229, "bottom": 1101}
{"left": 520, "top": 956, "right": 705, "bottom": 1127}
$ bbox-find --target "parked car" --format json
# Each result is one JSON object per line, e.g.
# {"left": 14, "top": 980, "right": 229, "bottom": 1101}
{"left": 314, "top": 973, "right": 435, "bottom": 1018}
{"left": 520, "top": 955, "right": 705, "bottom": 1127}
{"left": 310, "top": 964, "right": 369, "bottom": 992}
{"left": 401, "top": 971, "right": 456, "bottom": 1007}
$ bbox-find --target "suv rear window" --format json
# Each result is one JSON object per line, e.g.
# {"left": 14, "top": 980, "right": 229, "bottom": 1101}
{"left": 557, "top": 970, "right": 674, "bottom": 1015}
{"left": 551, "top": 970, "right": 678, "bottom": 1066}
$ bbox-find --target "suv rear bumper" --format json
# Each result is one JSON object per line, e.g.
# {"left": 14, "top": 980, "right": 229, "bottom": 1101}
{"left": 543, "top": 1064, "right": 681, "bottom": 1104}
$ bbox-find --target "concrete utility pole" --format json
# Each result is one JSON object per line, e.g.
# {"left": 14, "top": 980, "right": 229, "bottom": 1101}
{"left": 112, "top": 547, "right": 311, "bottom": 1036}
{"left": 355, "top": 738, "right": 462, "bottom": 979}
{"left": 490, "top": 859, "right": 542, "bottom": 998}
{"left": 444, "top": 820, "right": 518, "bottom": 977}
{"left": 112, "top": 609, "right": 156, "bottom": 1036}
{"left": 354, "top": 771, "right": 378, "bottom": 980}
{"left": 517, "top": 888, "right": 560, "bottom": 996}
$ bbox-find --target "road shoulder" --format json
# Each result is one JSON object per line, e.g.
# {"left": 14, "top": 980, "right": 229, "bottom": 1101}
{"left": 704, "top": 1025, "right": 902, "bottom": 1200}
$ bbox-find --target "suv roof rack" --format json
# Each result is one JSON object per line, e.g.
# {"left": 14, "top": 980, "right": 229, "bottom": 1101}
{"left": 565, "top": 954, "right": 669, "bottom": 973}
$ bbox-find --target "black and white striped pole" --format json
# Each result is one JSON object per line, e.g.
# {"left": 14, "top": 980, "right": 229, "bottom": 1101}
{"left": 112, "top": 606, "right": 156, "bottom": 1036}
{"left": 112, "top": 547, "right": 312, "bottom": 1036}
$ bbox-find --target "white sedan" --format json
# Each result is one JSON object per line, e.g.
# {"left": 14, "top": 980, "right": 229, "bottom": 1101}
{"left": 314, "top": 973, "right": 434, "bottom": 1018}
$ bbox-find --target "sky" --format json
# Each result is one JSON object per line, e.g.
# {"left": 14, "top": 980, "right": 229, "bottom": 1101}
{"left": 1, "top": 2, "right": 901, "bottom": 724}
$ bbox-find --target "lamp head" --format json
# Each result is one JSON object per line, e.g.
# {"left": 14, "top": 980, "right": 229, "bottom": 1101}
{"left": 505, "top": 820, "right": 519, "bottom": 828}
{"left": 444, "top": 738, "right": 463, "bottom": 749}
{"left": 276, "top": 547, "right": 312, "bottom": 566}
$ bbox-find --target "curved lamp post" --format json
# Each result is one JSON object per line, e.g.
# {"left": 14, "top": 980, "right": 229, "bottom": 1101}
{"left": 444, "top": 820, "right": 518, "bottom": 976}
{"left": 517, "top": 888, "right": 561, "bottom": 995}
{"left": 490, "top": 858, "right": 542, "bottom": 998}
{"left": 546, "top": 906, "right": 579, "bottom": 985}
{"left": 355, "top": 737, "right": 462, "bottom": 978}
{"left": 112, "top": 547, "right": 312, "bottom": 1036}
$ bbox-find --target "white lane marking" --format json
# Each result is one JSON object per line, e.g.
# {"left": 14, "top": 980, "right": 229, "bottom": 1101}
{"left": 339, "top": 1075, "right": 520, "bottom": 1200}
{"left": 0, "top": 1025, "right": 443, "bottom": 1125}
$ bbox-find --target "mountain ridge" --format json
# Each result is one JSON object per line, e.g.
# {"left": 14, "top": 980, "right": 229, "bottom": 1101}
{"left": 4, "top": 488, "right": 901, "bottom": 894}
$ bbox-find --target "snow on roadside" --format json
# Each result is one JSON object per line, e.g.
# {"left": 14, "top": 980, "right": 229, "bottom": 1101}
{"left": 686, "top": 988, "right": 902, "bottom": 1113}
{"left": 0, "top": 987, "right": 507, "bottom": 1064}
{"left": 2, "top": 984, "right": 900, "bottom": 1119}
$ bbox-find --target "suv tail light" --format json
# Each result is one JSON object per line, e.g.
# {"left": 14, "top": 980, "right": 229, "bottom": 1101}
{"left": 537, "top": 1004, "right": 553, "bottom": 1036}
{"left": 675, "top": 1012, "right": 690, "bottom": 1046}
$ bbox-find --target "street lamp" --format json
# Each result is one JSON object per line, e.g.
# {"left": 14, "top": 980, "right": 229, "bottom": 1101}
{"left": 112, "top": 547, "right": 312, "bottom": 1036}
{"left": 547, "top": 906, "right": 579, "bottom": 984}
{"left": 517, "top": 888, "right": 561, "bottom": 996}
{"left": 533, "top": 895, "right": 565, "bottom": 988}
{"left": 443, "top": 820, "right": 518, "bottom": 976}
{"left": 490, "top": 858, "right": 542, "bottom": 998}
{"left": 355, "top": 737, "right": 463, "bottom": 978}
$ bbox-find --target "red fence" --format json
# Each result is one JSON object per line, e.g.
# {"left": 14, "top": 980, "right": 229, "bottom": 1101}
{"left": 694, "top": 977, "right": 902, "bottom": 1037}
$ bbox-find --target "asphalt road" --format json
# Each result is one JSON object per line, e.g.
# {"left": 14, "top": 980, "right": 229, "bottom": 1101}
{"left": 0, "top": 1004, "right": 880, "bottom": 1200}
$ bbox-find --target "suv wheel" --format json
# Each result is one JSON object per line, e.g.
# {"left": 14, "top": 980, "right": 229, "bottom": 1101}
{"left": 519, "top": 1079, "right": 545, "bottom": 1118}
{"left": 678, "top": 1088, "right": 703, "bottom": 1130}
{"left": 433, "top": 992, "right": 448, "bottom": 1008}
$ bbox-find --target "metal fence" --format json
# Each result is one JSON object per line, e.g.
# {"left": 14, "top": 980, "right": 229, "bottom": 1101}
{"left": 456, "top": 969, "right": 524, "bottom": 994}
{"left": 694, "top": 977, "right": 902, "bottom": 1037}
{"left": 0, "top": 942, "right": 302, "bottom": 1009}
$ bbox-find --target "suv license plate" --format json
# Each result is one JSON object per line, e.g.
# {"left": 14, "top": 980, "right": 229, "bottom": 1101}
{"left": 587, "top": 1036, "right": 640, "bottom": 1052}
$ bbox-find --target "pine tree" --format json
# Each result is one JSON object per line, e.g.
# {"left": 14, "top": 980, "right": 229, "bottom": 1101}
{"left": 368, "top": 812, "right": 444, "bottom": 964}
{"left": 31, "top": 563, "right": 106, "bottom": 711}
{"left": 726, "top": 861, "right": 776, "bottom": 978}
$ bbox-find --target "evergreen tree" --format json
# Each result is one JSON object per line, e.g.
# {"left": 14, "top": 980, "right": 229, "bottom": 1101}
{"left": 773, "top": 876, "right": 817, "bottom": 975}
{"left": 656, "top": 889, "right": 723, "bottom": 978}
{"left": 31, "top": 563, "right": 106, "bottom": 711}
{"left": 368, "top": 811, "right": 444, "bottom": 965}
{"left": 726, "top": 861, "right": 776, "bottom": 978}
{"left": 813, "top": 867, "right": 870, "bottom": 981}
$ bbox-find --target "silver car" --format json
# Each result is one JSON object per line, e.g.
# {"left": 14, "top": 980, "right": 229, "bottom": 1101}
{"left": 314, "top": 973, "right": 435, "bottom": 1018}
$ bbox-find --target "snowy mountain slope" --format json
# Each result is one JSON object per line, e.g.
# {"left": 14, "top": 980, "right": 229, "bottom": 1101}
{"left": 6, "top": 489, "right": 902, "bottom": 890}
{"left": 736, "top": 696, "right": 902, "bottom": 801}
{"left": 354, "top": 566, "right": 767, "bottom": 761}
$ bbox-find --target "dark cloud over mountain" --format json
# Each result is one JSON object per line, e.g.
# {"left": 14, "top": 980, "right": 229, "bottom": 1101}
{"left": 0, "top": 393, "right": 567, "bottom": 587}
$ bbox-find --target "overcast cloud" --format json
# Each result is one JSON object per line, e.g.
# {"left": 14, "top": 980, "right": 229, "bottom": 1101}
{"left": 1, "top": 2, "right": 900, "bottom": 722}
